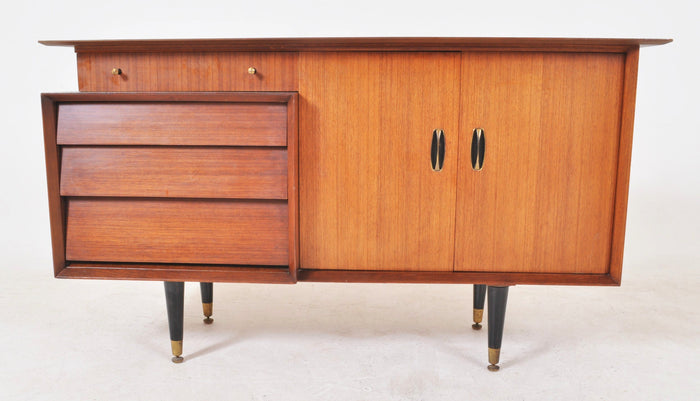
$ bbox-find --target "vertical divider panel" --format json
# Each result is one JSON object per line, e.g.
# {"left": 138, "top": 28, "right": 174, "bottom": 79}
{"left": 287, "top": 93, "right": 300, "bottom": 281}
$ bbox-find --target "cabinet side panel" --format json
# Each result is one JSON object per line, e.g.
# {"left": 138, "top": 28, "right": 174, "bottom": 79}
{"left": 456, "top": 52, "right": 625, "bottom": 274}
{"left": 299, "top": 52, "right": 460, "bottom": 271}
{"left": 609, "top": 47, "right": 640, "bottom": 283}
{"left": 41, "top": 96, "right": 66, "bottom": 276}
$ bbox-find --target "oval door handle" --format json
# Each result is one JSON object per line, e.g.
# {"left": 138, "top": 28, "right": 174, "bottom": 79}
{"left": 471, "top": 128, "right": 485, "bottom": 171}
{"left": 431, "top": 129, "right": 446, "bottom": 172}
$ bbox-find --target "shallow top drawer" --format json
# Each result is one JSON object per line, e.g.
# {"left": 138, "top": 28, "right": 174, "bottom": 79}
{"left": 77, "top": 52, "right": 298, "bottom": 92}
{"left": 57, "top": 102, "right": 287, "bottom": 146}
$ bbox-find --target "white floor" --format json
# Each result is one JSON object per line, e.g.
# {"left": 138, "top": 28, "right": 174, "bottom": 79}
{"left": 2, "top": 195, "right": 699, "bottom": 401}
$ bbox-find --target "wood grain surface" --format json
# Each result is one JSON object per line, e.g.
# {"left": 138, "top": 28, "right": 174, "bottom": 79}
{"left": 455, "top": 52, "right": 625, "bottom": 274}
{"left": 58, "top": 263, "right": 295, "bottom": 284}
{"left": 609, "top": 47, "right": 640, "bottom": 283}
{"left": 60, "top": 147, "right": 288, "bottom": 199}
{"left": 77, "top": 52, "right": 298, "bottom": 92}
{"left": 40, "top": 95, "right": 66, "bottom": 276}
{"left": 65, "top": 199, "right": 289, "bottom": 265}
{"left": 286, "top": 94, "right": 300, "bottom": 279}
{"left": 297, "top": 269, "right": 620, "bottom": 286}
{"left": 299, "top": 52, "right": 460, "bottom": 271}
{"left": 40, "top": 37, "right": 671, "bottom": 53}
{"left": 57, "top": 102, "right": 287, "bottom": 146}
{"left": 38, "top": 42, "right": 657, "bottom": 285}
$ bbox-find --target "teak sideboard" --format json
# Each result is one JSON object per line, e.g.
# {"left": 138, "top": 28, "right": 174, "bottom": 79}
{"left": 40, "top": 37, "right": 671, "bottom": 370}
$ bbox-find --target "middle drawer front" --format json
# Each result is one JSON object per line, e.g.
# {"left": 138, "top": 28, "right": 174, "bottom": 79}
{"left": 61, "top": 147, "right": 288, "bottom": 199}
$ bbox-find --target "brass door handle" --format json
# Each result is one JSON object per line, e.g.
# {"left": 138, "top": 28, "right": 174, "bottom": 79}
{"left": 471, "top": 128, "right": 485, "bottom": 171}
{"left": 431, "top": 129, "right": 445, "bottom": 172}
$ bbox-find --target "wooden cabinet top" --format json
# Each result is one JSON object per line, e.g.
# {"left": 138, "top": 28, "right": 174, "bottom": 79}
{"left": 39, "top": 37, "right": 671, "bottom": 53}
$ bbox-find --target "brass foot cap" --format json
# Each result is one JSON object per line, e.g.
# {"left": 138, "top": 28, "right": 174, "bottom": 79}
{"left": 488, "top": 347, "right": 501, "bottom": 365}
{"left": 171, "top": 356, "right": 184, "bottom": 363}
{"left": 487, "top": 364, "right": 500, "bottom": 372}
{"left": 472, "top": 323, "right": 482, "bottom": 330}
{"left": 170, "top": 340, "right": 183, "bottom": 360}
{"left": 473, "top": 309, "right": 484, "bottom": 325}
{"left": 203, "top": 317, "right": 214, "bottom": 324}
{"left": 202, "top": 303, "right": 213, "bottom": 318}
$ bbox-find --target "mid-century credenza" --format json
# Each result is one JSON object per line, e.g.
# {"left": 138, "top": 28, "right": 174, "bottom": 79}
{"left": 40, "top": 37, "right": 670, "bottom": 370}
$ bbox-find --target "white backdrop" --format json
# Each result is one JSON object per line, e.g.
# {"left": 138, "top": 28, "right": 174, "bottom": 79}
{"left": 0, "top": 0, "right": 697, "bottom": 272}
{"left": 0, "top": 0, "right": 698, "bottom": 399}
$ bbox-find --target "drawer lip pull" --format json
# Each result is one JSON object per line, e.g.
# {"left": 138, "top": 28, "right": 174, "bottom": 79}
{"left": 431, "top": 129, "right": 445, "bottom": 172}
{"left": 471, "top": 128, "right": 485, "bottom": 171}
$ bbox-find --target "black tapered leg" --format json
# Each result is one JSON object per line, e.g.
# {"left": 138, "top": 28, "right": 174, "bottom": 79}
{"left": 164, "top": 281, "right": 185, "bottom": 363}
{"left": 200, "top": 282, "right": 213, "bottom": 324}
{"left": 487, "top": 286, "right": 509, "bottom": 371}
{"left": 472, "top": 284, "right": 487, "bottom": 330}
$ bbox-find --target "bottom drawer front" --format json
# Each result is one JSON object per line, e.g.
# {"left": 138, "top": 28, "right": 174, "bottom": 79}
{"left": 65, "top": 199, "right": 288, "bottom": 265}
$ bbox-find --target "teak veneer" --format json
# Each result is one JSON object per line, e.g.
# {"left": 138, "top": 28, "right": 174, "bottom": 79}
{"left": 40, "top": 37, "right": 670, "bottom": 370}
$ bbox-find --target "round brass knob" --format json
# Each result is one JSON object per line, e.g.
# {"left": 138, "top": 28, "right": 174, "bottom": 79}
{"left": 111, "top": 68, "right": 122, "bottom": 76}
{"left": 248, "top": 67, "right": 257, "bottom": 75}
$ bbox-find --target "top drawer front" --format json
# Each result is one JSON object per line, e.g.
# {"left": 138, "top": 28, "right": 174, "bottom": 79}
{"left": 57, "top": 102, "right": 287, "bottom": 146}
{"left": 77, "top": 52, "right": 298, "bottom": 92}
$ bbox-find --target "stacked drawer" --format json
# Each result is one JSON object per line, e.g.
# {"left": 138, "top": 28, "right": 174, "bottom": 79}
{"left": 54, "top": 94, "right": 297, "bottom": 269}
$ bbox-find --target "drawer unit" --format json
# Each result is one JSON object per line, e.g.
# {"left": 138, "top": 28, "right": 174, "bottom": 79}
{"left": 77, "top": 52, "right": 298, "bottom": 92}
{"left": 42, "top": 92, "right": 299, "bottom": 282}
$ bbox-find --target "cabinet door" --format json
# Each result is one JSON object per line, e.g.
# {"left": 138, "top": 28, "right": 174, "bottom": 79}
{"left": 456, "top": 52, "right": 625, "bottom": 274}
{"left": 300, "top": 52, "right": 460, "bottom": 270}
